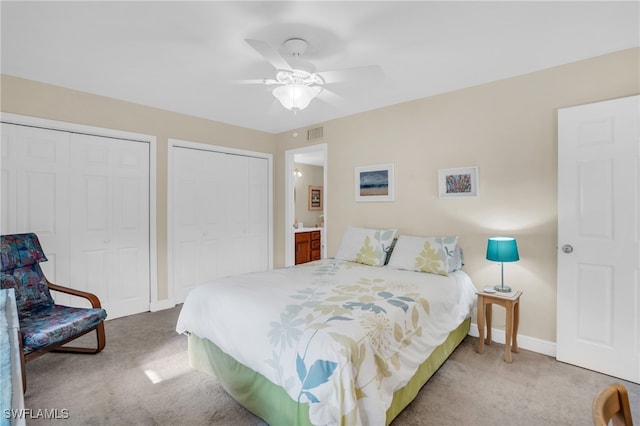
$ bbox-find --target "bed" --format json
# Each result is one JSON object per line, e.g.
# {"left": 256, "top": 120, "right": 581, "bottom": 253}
{"left": 176, "top": 228, "right": 477, "bottom": 425}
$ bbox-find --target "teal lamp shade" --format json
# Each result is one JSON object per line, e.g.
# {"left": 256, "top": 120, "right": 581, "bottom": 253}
{"left": 486, "top": 237, "right": 519, "bottom": 292}
{"left": 486, "top": 237, "right": 519, "bottom": 263}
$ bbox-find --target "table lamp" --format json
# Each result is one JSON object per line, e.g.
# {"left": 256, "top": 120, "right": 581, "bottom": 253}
{"left": 486, "top": 237, "right": 519, "bottom": 292}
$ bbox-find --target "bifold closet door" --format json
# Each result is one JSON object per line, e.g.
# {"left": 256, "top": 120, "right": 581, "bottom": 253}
{"left": 226, "top": 153, "right": 269, "bottom": 275}
{"left": 172, "top": 147, "right": 269, "bottom": 303}
{"left": 1, "top": 123, "right": 71, "bottom": 287}
{"left": 173, "top": 147, "right": 227, "bottom": 303}
{"left": 69, "top": 134, "right": 150, "bottom": 319}
{"left": 1, "top": 123, "right": 150, "bottom": 319}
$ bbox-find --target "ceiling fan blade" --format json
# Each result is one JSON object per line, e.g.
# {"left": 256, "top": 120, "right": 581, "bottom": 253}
{"left": 230, "top": 78, "right": 279, "bottom": 85}
{"left": 317, "top": 88, "right": 350, "bottom": 108}
{"left": 317, "top": 65, "right": 384, "bottom": 84}
{"left": 245, "top": 39, "right": 293, "bottom": 72}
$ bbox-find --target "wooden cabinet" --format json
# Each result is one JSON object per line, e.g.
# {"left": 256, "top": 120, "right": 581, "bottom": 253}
{"left": 295, "top": 230, "right": 321, "bottom": 265}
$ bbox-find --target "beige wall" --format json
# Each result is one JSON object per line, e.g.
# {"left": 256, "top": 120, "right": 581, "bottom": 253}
{"left": 274, "top": 48, "right": 640, "bottom": 343}
{"left": 293, "top": 163, "right": 324, "bottom": 228}
{"left": 0, "top": 74, "right": 276, "bottom": 301}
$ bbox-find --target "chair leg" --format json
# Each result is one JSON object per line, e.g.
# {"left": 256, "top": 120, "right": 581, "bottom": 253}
{"left": 52, "top": 322, "right": 106, "bottom": 354}
{"left": 21, "top": 322, "right": 106, "bottom": 393}
{"left": 96, "top": 321, "right": 106, "bottom": 352}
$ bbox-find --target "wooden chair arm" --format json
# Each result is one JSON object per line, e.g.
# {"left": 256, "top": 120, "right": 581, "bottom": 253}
{"left": 47, "top": 281, "right": 103, "bottom": 309}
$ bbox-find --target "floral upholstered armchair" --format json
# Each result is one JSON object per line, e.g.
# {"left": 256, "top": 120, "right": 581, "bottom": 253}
{"left": 0, "top": 233, "right": 107, "bottom": 391}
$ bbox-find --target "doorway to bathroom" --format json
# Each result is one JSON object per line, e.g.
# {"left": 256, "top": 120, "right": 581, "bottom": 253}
{"left": 284, "top": 144, "right": 327, "bottom": 266}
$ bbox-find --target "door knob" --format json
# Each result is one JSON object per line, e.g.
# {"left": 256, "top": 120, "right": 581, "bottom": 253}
{"left": 562, "top": 244, "right": 574, "bottom": 253}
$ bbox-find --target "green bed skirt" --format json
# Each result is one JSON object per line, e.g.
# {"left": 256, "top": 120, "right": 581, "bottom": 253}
{"left": 188, "top": 317, "right": 471, "bottom": 425}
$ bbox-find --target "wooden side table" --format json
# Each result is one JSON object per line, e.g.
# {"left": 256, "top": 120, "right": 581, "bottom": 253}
{"left": 477, "top": 290, "right": 522, "bottom": 363}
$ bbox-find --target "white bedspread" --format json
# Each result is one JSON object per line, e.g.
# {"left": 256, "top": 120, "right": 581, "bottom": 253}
{"left": 176, "top": 259, "right": 477, "bottom": 426}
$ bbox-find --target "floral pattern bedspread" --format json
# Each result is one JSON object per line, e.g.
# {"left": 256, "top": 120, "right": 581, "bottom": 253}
{"left": 176, "top": 259, "right": 477, "bottom": 425}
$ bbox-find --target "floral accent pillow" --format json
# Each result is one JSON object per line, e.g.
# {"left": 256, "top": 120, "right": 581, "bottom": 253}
{"left": 335, "top": 226, "right": 398, "bottom": 267}
{"left": 387, "top": 235, "right": 459, "bottom": 276}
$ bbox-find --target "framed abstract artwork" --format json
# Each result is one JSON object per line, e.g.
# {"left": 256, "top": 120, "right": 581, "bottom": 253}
{"left": 438, "top": 166, "right": 479, "bottom": 198}
{"left": 355, "top": 163, "right": 395, "bottom": 202}
{"left": 308, "top": 185, "right": 322, "bottom": 210}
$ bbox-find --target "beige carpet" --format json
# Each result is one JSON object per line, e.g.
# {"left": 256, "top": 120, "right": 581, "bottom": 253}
{"left": 23, "top": 306, "right": 639, "bottom": 425}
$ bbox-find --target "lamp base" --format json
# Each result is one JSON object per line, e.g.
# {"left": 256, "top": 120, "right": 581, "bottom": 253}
{"left": 494, "top": 284, "right": 512, "bottom": 293}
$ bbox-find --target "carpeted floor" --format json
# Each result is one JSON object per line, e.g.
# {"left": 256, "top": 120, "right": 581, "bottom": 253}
{"left": 23, "top": 306, "right": 639, "bottom": 425}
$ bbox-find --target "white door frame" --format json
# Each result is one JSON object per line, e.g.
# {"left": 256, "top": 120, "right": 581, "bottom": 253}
{"left": 0, "top": 112, "right": 159, "bottom": 311}
{"left": 167, "top": 138, "right": 274, "bottom": 305}
{"left": 285, "top": 143, "right": 327, "bottom": 266}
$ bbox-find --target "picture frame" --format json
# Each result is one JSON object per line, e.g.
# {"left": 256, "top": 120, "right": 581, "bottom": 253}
{"left": 438, "top": 166, "right": 479, "bottom": 198}
{"left": 308, "top": 185, "right": 322, "bottom": 210}
{"left": 355, "top": 163, "right": 395, "bottom": 202}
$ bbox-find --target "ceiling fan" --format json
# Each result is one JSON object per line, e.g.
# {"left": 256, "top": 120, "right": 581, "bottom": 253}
{"left": 243, "top": 37, "right": 383, "bottom": 113}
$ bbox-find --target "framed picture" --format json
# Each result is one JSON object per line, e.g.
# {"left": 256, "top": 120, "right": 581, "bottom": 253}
{"left": 355, "top": 163, "right": 395, "bottom": 202}
{"left": 308, "top": 185, "right": 322, "bottom": 210}
{"left": 438, "top": 166, "right": 479, "bottom": 198}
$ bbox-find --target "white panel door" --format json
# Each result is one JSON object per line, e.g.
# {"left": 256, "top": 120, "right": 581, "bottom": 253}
{"left": 244, "top": 156, "right": 269, "bottom": 273}
{"left": 1, "top": 123, "right": 71, "bottom": 300}
{"left": 69, "top": 134, "right": 150, "bottom": 318}
{"left": 557, "top": 95, "right": 639, "bottom": 383}
{"left": 172, "top": 146, "right": 269, "bottom": 303}
{"left": 172, "top": 147, "right": 227, "bottom": 302}
{"left": 227, "top": 154, "right": 250, "bottom": 276}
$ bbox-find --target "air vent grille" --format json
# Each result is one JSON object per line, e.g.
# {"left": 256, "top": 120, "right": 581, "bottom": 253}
{"left": 307, "top": 126, "right": 324, "bottom": 141}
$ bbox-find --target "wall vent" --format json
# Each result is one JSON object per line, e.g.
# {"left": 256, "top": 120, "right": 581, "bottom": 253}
{"left": 307, "top": 126, "right": 324, "bottom": 141}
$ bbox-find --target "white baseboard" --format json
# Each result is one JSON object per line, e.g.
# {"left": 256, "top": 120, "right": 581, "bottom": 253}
{"left": 468, "top": 323, "right": 556, "bottom": 358}
{"left": 150, "top": 299, "right": 176, "bottom": 312}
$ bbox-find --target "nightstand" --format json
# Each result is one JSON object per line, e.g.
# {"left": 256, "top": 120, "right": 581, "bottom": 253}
{"left": 476, "top": 290, "right": 522, "bottom": 363}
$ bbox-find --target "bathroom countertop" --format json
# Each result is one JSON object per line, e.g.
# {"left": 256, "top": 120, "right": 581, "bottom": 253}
{"left": 294, "top": 227, "right": 323, "bottom": 233}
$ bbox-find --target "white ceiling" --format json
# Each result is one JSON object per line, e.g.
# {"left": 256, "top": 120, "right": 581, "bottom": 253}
{"left": 2, "top": 1, "right": 638, "bottom": 134}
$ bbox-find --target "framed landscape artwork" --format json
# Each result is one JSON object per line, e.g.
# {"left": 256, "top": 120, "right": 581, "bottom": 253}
{"left": 438, "top": 166, "right": 479, "bottom": 198}
{"left": 355, "top": 163, "right": 395, "bottom": 202}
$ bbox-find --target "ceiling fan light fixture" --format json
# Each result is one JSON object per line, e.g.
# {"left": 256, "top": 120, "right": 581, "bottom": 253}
{"left": 272, "top": 84, "right": 322, "bottom": 112}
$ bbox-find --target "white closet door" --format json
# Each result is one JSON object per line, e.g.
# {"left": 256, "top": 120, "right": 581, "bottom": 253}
{"left": 172, "top": 146, "right": 269, "bottom": 303}
{"left": 173, "top": 147, "right": 227, "bottom": 302}
{"left": 243, "top": 156, "right": 269, "bottom": 274}
{"left": 68, "top": 134, "right": 150, "bottom": 318}
{"left": 0, "top": 123, "right": 71, "bottom": 296}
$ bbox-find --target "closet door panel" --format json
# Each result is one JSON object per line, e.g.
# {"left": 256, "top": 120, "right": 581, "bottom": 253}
{"left": 69, "top": 134, "right": 150, "bottom": 318}
{"left": 201, "top": 152, "right": 228, "bottom": 280}
{"left": 247, "top": 156, "right": 269, "bottom": 273}
{"left": 227, "top": 155, "right": 249, "bottom": 237}
{"left": 173, "top": 147, "right": 228, "bottom": 301}
{"left": 83, "top": 249, "right": 110, "bottom": 309}
{"left": 172, "top": 147, "right": 201, "bottom": 302}
{"left": 173, "top": 148, "right": 200, "bottom": 239}
{"left": 0, "top": 123, "right": 71, "bottom": 299}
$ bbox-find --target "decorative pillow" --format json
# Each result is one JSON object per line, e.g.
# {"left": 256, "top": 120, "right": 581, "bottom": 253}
{"left": 387, "top": 235, "right": 459, "bottom": 276}
{"left": 335, "top": 226, "right": 398, "bottom": 267}
{"left": 451, "top": 246, "right": 464, "bottom": 272}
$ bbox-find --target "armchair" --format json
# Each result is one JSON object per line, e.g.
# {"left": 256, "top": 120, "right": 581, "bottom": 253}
{"left": 0, "top": 233, "right": 107, "bottom": 392}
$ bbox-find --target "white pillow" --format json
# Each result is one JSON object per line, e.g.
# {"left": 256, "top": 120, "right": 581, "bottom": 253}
{"left": 335, "top": 226, "right": 398, "bottom": 267}
{"left": 451, "top": 246, "right": 464, "bottom": 272}
{"left": 387, "top": 235, "right": 459, "bottom": 276}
